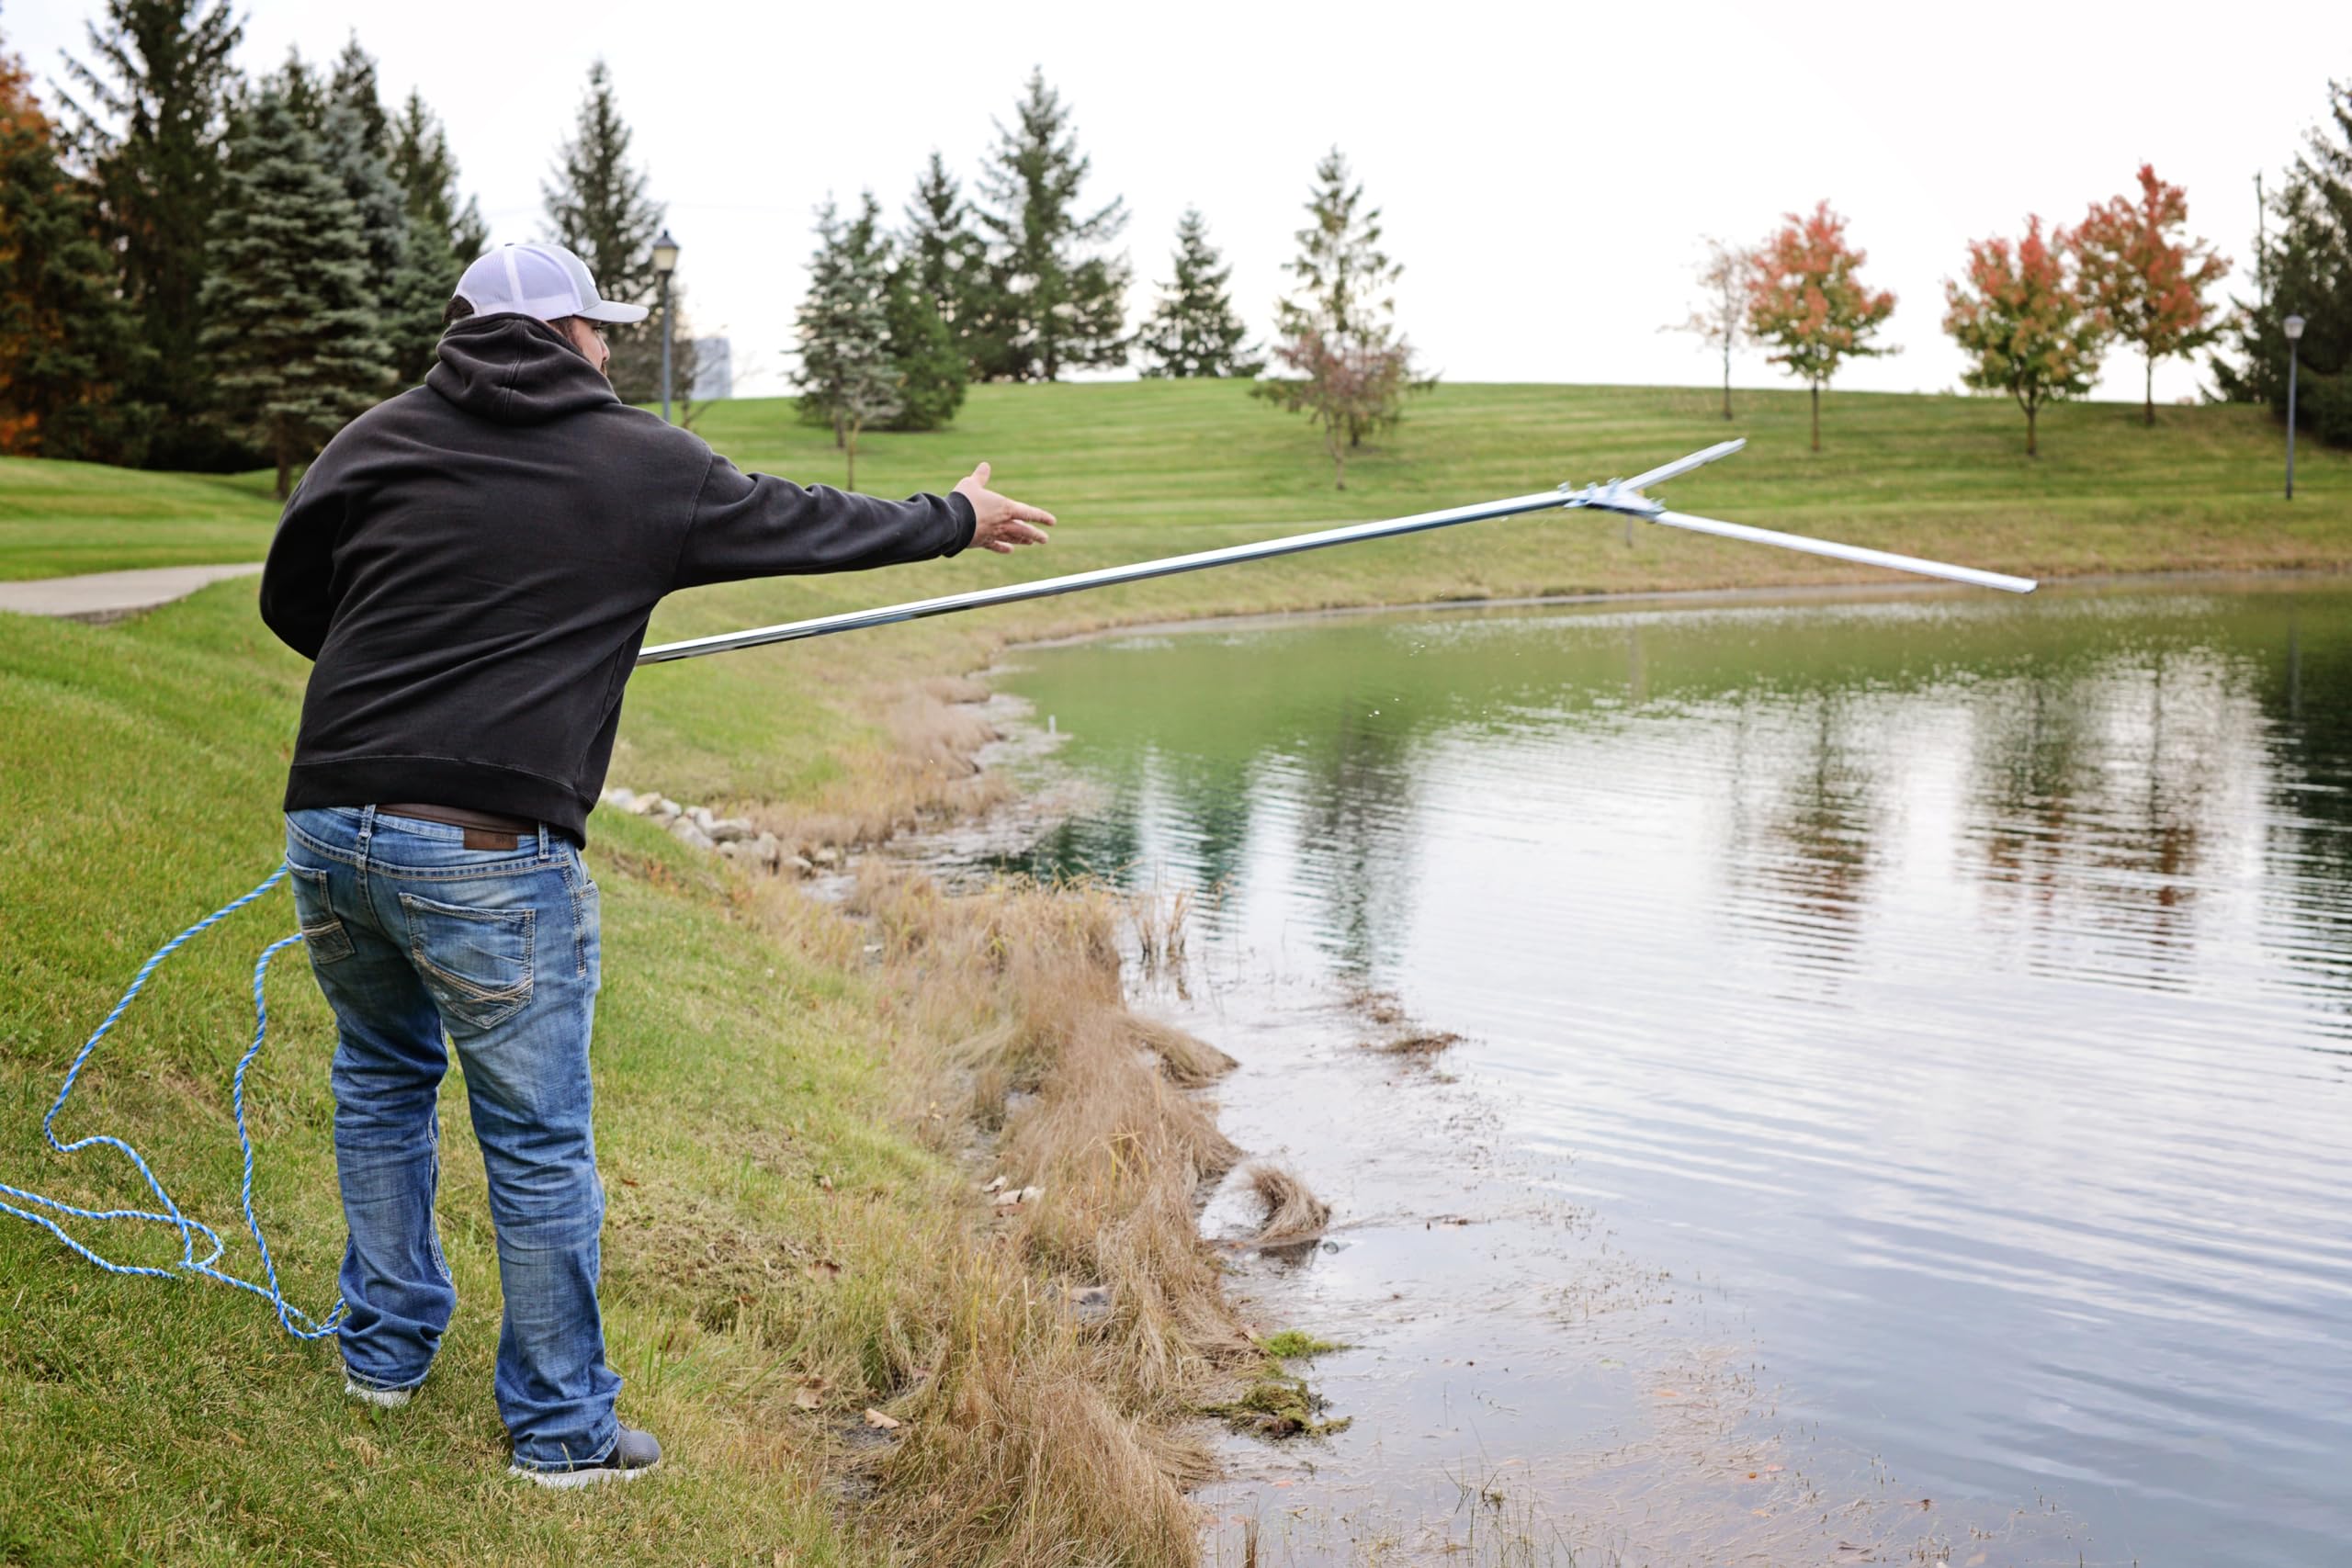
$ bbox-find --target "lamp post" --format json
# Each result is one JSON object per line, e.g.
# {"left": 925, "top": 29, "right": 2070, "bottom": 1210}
{"left": 652, "top": 229, "right": 680, "bottom": 423}
{"left": 2283, "top": 313, "right": 2305, "bottom": 501}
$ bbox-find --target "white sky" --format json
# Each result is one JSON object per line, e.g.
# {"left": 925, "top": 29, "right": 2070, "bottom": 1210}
{"left": 16, "top": 0, "right": 2343, "bottom": 403}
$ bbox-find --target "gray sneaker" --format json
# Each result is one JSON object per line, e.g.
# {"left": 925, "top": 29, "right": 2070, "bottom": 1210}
{"left": 344, "top": 1376, "right": 413, "bottom": 1410}
{"left": 509, "top": 1424, "right": 662, "bottom": 1488}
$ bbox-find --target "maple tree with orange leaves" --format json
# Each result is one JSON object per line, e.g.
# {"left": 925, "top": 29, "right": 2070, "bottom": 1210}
{"left": 2074, "top": 164, "right": 2230, "bottom": 427}
{"left": 1747, "top": 201, "right": 1897, "bottom": 452}
{"left": 1942, "top": 215, "right": 2105, "bottom": 457}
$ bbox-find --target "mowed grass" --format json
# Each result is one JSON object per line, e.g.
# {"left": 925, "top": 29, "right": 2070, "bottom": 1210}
{"left": 0, "top": 457, "right": 280, "bottom": 578}
{"left": 0, "top": 589, "right": 959, "bottom": 1562}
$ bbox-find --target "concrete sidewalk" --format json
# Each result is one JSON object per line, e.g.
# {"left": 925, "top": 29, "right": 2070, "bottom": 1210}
{"left": 0, "top": 562, "right": 265, "bottom": 625}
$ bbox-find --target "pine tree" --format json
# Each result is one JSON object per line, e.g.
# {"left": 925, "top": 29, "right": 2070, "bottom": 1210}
{"left": 903, "top": 150, "right": 987, "bottom": 367}
{"left": 0, "top": 46, "right": 148, "bottom": 459}
{"left": 1257, "top": 148, "right": 1429, "bottom": 466}
{"left": 882, "top": 265, "right": 967, "bottom": 431}
{"left": 968, "top": 69, "right": 1129, "bottom": 381}
{"left": 57, "top": 0, "right": 244, "bottom": 467}
{"left": 391, "top": 89, "right": 489, "bottom": 276}
{"left": 1138, "top": 207, "right": 1261, "bottom": 378}
{"left": 327, "top": 35, "right": 389, "bottom": 158}
{"left": 2216, "top": 81, "right": 2352, "bottom": 447}
{"left": 200, "top": 92, "right": 393, "bottom": 498}
{"left": 278, "top": 48, "right": 443, "bottom": 389}
{"left": 542, "top": 61, "right": 692, "bottom": 408}
{"left": 794, "top": 194, "right": 901, "bottom": 489}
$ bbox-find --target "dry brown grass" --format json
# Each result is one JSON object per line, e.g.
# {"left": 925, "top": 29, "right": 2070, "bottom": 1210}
{"left": 752, "top": 684, "right": 1016, "bottom": 857}
{"left": 824, "top": 863, "right": 1259, "bottom": 1564}
{"left": 1241, "top": 1163, "right": 1333, "bottom": 1248}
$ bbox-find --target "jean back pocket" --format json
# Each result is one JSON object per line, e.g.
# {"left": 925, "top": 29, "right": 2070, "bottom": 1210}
{"left": 287, "top": 863, "right": 355, "bottom": 964}
{"left": 398, "top": 891, "right": 535, "bottom": 1032}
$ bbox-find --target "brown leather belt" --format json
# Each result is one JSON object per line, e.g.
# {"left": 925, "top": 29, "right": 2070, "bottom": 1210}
{"left": 378, "top": 803, "right": 539, "bottom": 851}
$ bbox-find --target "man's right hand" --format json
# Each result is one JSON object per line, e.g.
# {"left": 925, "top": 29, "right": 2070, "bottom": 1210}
{"left": 954, "top": 462, "right": 1056, "bottom": 554}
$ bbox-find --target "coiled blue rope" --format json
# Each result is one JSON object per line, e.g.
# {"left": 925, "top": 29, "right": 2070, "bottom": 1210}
{"left": 0, "top": 863, "right": 347, "bottom": 1339}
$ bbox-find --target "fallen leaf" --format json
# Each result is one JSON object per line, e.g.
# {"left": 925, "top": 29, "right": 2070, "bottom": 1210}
{"left": 863, "top": 1407, "right": 900, "bottom": 1430}
{"left": 792, "top": 1386, "right": 822, "bottom": 1410}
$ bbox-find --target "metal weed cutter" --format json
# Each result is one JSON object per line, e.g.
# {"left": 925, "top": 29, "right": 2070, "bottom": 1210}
{"left": 636, "top": 439, "right": 2034, "bottom": 667}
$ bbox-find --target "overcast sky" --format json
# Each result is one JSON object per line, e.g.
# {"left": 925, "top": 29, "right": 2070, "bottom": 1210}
{"left": 16, "top": 1, "right": 2344, "bottom": 404}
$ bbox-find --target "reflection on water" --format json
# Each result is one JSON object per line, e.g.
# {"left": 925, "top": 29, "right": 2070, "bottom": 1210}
{"left": 984, "top": 583, "right": 2352, "bottom": 1566}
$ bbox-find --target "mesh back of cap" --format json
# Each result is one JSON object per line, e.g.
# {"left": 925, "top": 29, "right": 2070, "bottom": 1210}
{"left": 457, "top": 244, "right": 585, "bottom": 321}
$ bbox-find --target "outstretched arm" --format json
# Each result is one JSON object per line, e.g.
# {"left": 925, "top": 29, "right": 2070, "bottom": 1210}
{"left": 673, "top": 456, "right": 1053, "bottom": 589}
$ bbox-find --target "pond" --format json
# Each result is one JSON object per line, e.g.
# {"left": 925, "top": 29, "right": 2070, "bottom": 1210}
{"left": 969, "top": 581, "right": 2352, "bottom": 1565}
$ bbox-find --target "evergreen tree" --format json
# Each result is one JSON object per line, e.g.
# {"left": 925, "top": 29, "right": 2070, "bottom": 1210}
{"left": 277, "top": 48, "right": 443, "bottom": 388}
{"left": 391, "top": 89, "right": 489, "bottom": 276}
{"left": 1257, "top": 148, "right": 1429, "bottom": 454}
{"left": 968, "top": 69, "right": 1129, "bottom": 381}
{"left": 200, "top": 91, "right": 392, "bottom": 498}
{"left": 2217, "top": 80, "right": 2352, "bottom": 447}
{"left": 0, "top": 45, "right": 148, "bottom": 459}
{"left": 1137, "top": 207, "right": 1261, "bottom": 378}
{"left": 882, "top": 265, "right": 967, "bottom": 430}
{"left": 541, "top": 61, "right": 693, "bottom": 408}
{"left": 327, "top": 35, "right": 389, "bottom": 158}
{"left": 58, "top": 0, "right": 245, "bottom": 467}
{"left": 793, "top": 194, "right": 901, "bottom": 489}
{"left": 903, "top": 150, "right": 987, "bottom": 366}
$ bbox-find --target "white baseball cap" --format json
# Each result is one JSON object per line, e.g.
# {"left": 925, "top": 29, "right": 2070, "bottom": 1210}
{"left": 453, "top": 243, "right": 649, "bottom": 325}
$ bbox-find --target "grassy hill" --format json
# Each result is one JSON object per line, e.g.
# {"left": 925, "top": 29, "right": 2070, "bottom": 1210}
{"left": 1, "top": 380, "right": 2348, "bottom": 1562}
{"left": 6, "top": 378, "right": 2347, "bottom": 591}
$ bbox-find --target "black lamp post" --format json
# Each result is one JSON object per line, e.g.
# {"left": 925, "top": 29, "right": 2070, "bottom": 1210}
{"left": 652, "top": 229, "right": 681, "bottom": 423}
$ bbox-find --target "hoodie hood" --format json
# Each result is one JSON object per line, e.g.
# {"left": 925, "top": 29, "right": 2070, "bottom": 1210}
{"left": 425, "top": 314, "right": 619, "bottom": 425}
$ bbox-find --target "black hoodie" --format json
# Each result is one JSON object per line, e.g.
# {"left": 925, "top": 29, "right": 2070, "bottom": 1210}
{"left": 260, "top": 313, "right": 975, "bottom": 841}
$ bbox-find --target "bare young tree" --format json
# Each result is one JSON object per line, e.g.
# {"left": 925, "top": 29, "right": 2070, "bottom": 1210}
{"left": 1668, "top": 237, "right": 1757, "bottom": 421}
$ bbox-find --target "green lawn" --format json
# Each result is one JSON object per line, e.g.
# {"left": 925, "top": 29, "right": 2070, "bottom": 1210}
{"left": 0, "top": 458, "right": 281, "bottom": 579}
{"left": 3, "top": 380, "right": 2350, "bottom": 1562}
{"left": 0, "top": 588, "right": 967, "bottom": 1562}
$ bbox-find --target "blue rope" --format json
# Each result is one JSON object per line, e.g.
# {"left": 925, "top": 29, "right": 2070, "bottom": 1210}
{"left": 0, "top": 863, "right": 347, "bottom": 1340}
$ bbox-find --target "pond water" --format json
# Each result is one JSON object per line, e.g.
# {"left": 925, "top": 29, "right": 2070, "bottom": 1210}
{"left": 970, "top": 581, "right": 2352, "bottom": 1566}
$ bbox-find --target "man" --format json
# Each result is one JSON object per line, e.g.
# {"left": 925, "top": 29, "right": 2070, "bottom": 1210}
{"left": 259, "top": 242, "right": 1052, "bottom": 1486}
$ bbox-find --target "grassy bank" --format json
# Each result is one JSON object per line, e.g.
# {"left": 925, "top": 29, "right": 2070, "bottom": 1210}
{"left": 3, "top": 381, "right": 2348, "bottom": 1562}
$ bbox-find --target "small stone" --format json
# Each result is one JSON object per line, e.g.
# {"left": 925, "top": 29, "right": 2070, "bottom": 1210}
{"left": 655, "top": 796, "right": 681, "bottom": 817}
{"left": 602, "top": 786, "right": 636, "bottom": 810}
{"left": 810, "top": 846, "right": 841, "bottom": 868}
{"left": 688, "top": 805, "right": 717, "bottom": 831}
{"left": 718, "top": 840, "right": 750, "bottom": 863}
{"left": 707, "top": 818, "right": 756, "bottom": 844}
{"left": 650, "top": 809, "right": 679, "bottom": 829}
{"left": 669, "top": 818, "right": 715, "bottom": 851}
{"left": 752, "top": 831, "right": 783, "bottom": 867}
{"left": 788, "top": 854, "right": 816, "bottom": 877}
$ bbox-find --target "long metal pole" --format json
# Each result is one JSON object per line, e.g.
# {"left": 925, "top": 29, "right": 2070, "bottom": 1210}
{"left": 637, "top": 441, "right": 2035, "bottom": 667}
{"left": 637, "top": 490, "right": 1580, "bottom": 665}
{"left": 2287, "top": 349, "right": 2299, "bottom": 502}
{"left": 659, "top": 272, "right": 673, "bottom": 425}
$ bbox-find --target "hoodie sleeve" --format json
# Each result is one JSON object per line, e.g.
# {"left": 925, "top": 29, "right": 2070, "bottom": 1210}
{"left": 671, "top": 453, "right": 977, "bottom": 591}
{"left": 258, "top": 470, "right": 344, "bottom": 660}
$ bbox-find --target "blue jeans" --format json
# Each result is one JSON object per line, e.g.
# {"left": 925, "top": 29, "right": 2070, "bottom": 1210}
{"left": 284, "top": 806, "right": 619, "bottom": 1471}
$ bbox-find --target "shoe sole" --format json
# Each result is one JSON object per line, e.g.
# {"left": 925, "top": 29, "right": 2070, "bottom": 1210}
{"left": 345, "top": 1379, "right": 413, "bottom": 1410}
{"left": 508, "top": 1457, "right": 662, "bottom": 1489}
